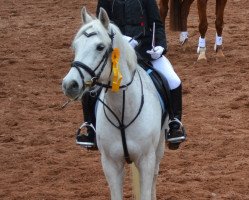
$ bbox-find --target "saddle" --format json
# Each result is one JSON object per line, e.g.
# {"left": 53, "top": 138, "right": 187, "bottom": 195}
{"left": 138, "top": 58, "right": 171, "bottom": 127}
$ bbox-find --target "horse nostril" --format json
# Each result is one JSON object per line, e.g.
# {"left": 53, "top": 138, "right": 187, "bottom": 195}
{"left": 69, "top": 80, "right": 79, "bottom": 90}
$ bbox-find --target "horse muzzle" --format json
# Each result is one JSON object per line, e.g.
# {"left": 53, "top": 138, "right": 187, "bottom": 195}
{"left": 62, "top": 79, "right": 84, "bottom": 100}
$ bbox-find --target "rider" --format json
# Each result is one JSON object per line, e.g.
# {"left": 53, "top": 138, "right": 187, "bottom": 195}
{"left": 76, "top": 0, "right": 186, "bottom": 150}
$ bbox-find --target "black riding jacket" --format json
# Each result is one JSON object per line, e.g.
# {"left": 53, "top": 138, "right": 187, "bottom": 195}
{"left": 96, "top": 0, "right": 167, "bottom": 61}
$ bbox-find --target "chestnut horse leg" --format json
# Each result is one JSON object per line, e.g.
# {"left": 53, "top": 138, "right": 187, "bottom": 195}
{"left": 214, "top": 0, "right": 227, "bottom": 60}
{"left": 197, "top": 0, "right": 208, "bottom": 61}
{"left": 179, "top": 0, "right": 194, "bottom": 50}
{"left": 159, "top": 0, "right": 169, "bottom": 29}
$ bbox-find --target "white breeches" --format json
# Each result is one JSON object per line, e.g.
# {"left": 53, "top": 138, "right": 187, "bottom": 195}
{"left": 151, "top": 56, "right": 181, "bottom": 90}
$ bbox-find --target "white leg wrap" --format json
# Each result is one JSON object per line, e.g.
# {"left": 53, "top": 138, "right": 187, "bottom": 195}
{"left": 214, "top": 33, "right": 223, "bottom": 51}
{"left": 197, "top": 37, "right": 206, "bottom": 53}
{"left": 215, "top": 34, "right": 223, "bottom": 46}
{"left": 179, "top": 31, "right": 188, "bottom": 44}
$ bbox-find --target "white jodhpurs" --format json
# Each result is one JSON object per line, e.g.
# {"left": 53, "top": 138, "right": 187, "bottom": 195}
{"left": 151, "top": 56, "right": 181, "bottom": 90}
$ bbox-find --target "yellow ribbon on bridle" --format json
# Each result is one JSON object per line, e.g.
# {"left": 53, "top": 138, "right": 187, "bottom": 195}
{"left": 111, "top": 48, "right": 123, "bottom": 92}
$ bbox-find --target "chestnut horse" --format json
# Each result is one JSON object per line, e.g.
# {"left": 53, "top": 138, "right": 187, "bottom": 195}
{"left": 159, "top": 0, "right": 227, "bottom": 61}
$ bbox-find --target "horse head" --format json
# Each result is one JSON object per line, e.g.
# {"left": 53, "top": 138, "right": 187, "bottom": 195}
{"left": 62, "top": 7, "right": 137, "bottom": 100}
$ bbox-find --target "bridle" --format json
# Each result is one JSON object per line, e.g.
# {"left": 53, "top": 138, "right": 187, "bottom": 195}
{"left": 71, "top": 29, "right": 136, "bottom": 92}
{"left": 71, "top": 30, "right": 114, "bottom": 90}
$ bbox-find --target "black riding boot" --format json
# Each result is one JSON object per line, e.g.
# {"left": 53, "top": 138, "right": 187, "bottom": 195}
{"left": 76, "top": 89, "right": 100, "bottom": 150}
{"left": 166, "top": 84, "right": 186, "bottom": 150}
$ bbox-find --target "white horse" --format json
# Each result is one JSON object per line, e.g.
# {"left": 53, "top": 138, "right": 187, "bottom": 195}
{"left": 62, "top": 7, "right": 168, "bottom": 200}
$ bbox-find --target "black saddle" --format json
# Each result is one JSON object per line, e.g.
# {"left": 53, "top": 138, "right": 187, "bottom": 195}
{"left": 138, "top": 58, "right": 172, "bottom": 127}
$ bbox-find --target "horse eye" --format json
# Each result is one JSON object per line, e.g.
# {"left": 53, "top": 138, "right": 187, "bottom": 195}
{"left": 96, "top": 44, "right": 105, "bottom": 51}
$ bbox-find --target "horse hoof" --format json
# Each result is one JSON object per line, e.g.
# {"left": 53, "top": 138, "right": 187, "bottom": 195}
{"left": 181, "top": 39, "right": 189, "bottom": 52}
{"left": 197, "top": 47, "right": 207, "bottom": 61}
{"left": 215, "top": 53, "right": 225, "bottom": 62}
{"left": 197, "top": 53, "right": 207, "bottom": 61}
{"left": 215, "top": 45, "right": 225, "bottom": 62}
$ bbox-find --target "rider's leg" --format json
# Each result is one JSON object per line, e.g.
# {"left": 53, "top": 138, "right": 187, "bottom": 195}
{"left": 151, "top": 56, "right": 186, "bottom": 147}
{"left": 76, "top": 88, "right": 101, "bottom": 149}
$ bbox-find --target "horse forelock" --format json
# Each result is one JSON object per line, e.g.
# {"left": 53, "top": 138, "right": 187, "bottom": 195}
{"left": 73, "top": 20, "right": 109, "bottom": 47}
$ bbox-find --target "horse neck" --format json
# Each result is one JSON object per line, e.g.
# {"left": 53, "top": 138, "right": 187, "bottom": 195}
{"left": 102, "top": 31, "right": 142, "bottom": 114}
{"left": 103, "top": 61, "right": 142, "bottom": 118}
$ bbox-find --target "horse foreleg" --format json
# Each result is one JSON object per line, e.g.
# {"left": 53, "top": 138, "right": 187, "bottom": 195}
{"left": 197, "top": 0, "right": 208, "bottom": 38}
{"left": 179, "top": 0, "right": 195, "bottom": 50}
{"left": 159, "top": 0, "right": 169, "bottom": 29}
{"left": 138, "top": 152, "right": 156, "bottom": 200}
{"left": 151, "top": 132, "right": 165, "bottom": 200}
{"left": 101, "top": 154, "right": 125, "bottom": 200}
{"left": 197, "top": 0, "right": 208, "bottom": 61}
{"left": 215, "top": 0, "right": 227, "bottom": 38}
{"left": 214, "top": 0, "right": 227, "bottom": 60}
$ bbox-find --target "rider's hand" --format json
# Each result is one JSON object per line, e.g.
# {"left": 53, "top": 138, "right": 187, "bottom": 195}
{"left": 123, "top": 35, "right": 138, "bottom": 48}
{"left": 146, "top": 46, "right": 164, "bottom": 60}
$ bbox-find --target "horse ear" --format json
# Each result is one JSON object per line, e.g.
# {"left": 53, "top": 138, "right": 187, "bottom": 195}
{"left": 81, "top": 7, "right": 93, "bottom": 24}
{"left": 98, "top": 7, "right": 110, "bottom": 29}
